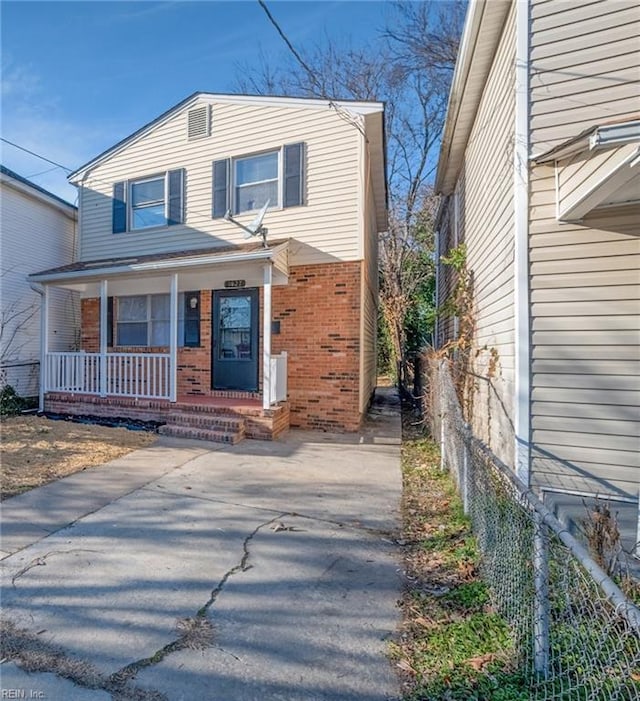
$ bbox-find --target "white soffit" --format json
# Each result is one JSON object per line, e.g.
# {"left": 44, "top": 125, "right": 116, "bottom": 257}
{"left": 435, "top": 0, "right": 512, "bottom": 195}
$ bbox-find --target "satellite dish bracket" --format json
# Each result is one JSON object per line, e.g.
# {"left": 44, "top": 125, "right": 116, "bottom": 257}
{"left": 223, "top": 200, "right": 270, "bottom": 248}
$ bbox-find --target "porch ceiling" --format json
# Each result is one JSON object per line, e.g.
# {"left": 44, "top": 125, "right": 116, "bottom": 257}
{"left": 29, "top": 239, "right": 290, "bottom": 295}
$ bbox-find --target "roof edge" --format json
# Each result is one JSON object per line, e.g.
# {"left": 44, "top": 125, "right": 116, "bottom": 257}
{"left": 68, "top": 92, "right": 385, "bottom": 183}
{"left": 1, "top": 165, "right": 77, "bottom": 216}
{"left": 434, "top": 0, "right": 511, "bottom": 195}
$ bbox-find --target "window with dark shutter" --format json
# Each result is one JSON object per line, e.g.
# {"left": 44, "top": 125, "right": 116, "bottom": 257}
{"left": 183, "top": 291, "right": 200, "bottom": 347}
{"left": 212, "top": 159, "right": 229, "bottom": 218}
{"left": 107, "top": 296, "right": 114, "bottom": 347}
{"left": 283, "top": 142, "right": 304, "bottom": 208}
{"left": 112, "top": 182, "right": 127, "bottom": 233}
{"left": 167, "top": 169, "right": 185, "bottom": 225}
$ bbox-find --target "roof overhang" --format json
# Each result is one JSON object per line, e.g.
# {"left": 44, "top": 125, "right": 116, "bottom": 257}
{"left": 1, "top": 166, "right": 77, "bottom": 219}
{"left": 534, "top": 119, "right": 640, "bottom": 222}
{"left": 29, "top": 240, "right": 290, "bottom": 296}
{"left": 434, "top": 0, "right": 511, "bottom": 195}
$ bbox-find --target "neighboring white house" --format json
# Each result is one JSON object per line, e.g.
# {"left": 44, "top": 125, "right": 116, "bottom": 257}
{"left": 435, "top": 0, "right": 640, "bottom": 551}
{"left": 0, "top": 166, "right": 78, "bottom": 398}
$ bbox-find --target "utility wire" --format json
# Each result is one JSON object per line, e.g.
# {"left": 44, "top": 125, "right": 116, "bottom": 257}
{"left": 257, "top": 0, "right": 368, "bottom": 141}
{"left": 1, "top": 137, "right": 72, "bottom": 173}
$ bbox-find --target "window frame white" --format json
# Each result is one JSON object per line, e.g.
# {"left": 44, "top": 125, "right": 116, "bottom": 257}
{"left": 129, "top": 173, "right": 168, "bottom": 231}
{"left": 232, "top": 148, "right": 282, "bottom": 215}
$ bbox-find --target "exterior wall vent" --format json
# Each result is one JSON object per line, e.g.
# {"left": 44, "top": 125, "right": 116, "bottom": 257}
{"left": 188, "top": 105, "right": 210, "bottom": 140}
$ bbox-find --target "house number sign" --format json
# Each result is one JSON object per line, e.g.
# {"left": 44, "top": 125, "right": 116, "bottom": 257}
{"left": 224, "top": 279, "right": 246, "bottom": 288}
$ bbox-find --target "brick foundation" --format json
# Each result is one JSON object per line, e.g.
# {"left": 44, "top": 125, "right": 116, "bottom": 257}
{"left": 79, "top": 260, "right": 364, "bottom": 432}
{"left": 44, "top": 393, "right": 289, "bottom": 441}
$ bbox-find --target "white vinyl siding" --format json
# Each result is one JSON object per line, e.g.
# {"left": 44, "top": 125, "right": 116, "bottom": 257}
{"left": 452, "top": 3, "right": 517, "bottom": 465}
{"left": 79, "top": 102, "right": 363, "bottom": 266}
{"left": 529, "top": 163, "right": 640, "bottom": 500}
{"left": 0, "top": 180, "right": 78, "bottom": 396}
{"left": 530, "top": 0, "right": 640, "bottom": 153}
{"left": 529, "top": 0, "right": 640, "bottom": 500}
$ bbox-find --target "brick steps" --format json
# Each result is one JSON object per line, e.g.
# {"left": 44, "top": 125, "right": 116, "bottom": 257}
{"left": 159, "top": 411, "right": 246, "bottom": 444}
{"left": 158, "top": 423, "right": 245, "bottom": 444}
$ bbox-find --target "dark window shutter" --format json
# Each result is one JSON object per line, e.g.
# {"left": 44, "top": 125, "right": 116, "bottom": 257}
{"left": 183, "top": 291, "right": 200, "bottom": 347}
{"left": 112, "top": 182, "right": 127, "bottom": 233}
{"left": 212, "top": 159, "right": 229, "bottom": 218}
{"left": 167, "top": 169, "right": 185, "bottom": 225}
{"left": 283, "top": 143, "right": 304, "bottom": 208}
{"left": 107, "top": 297, "right": 114, "bottom": 347}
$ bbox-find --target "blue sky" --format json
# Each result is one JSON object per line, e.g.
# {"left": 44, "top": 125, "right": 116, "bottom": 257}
{"left": 1, "top": 0, "right": 395, "bottom": 203}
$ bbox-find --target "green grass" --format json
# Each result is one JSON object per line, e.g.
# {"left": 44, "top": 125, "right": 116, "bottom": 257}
{"left": 392, "top": 423, "right": 532, "bottom": 700}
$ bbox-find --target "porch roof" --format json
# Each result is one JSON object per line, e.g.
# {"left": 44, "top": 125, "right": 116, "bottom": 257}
{"left": 29, "top": 239, "right": 290, "bottom": 294}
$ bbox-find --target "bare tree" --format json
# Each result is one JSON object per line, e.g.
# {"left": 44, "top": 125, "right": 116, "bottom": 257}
{"left": 0, "top": 268, "right": 38, "bottom": 369}
{"left": 237, "top": 1, "right": 464, "bottom": 381}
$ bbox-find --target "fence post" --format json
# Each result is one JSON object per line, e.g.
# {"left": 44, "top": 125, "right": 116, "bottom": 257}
{"left": 533, "top": 510, "right": 550, "bottom": 678}
{"left": 440, "top": 411, "right": 446, "bottom": 471}
{"left": 462, "top": 424, "right": 471, "bottom": 515}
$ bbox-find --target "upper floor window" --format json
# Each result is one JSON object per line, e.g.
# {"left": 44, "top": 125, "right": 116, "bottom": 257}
{"left": 131, "top": 176, "right": 166, "bottom": 230}
{"left": 212, "top": 143, "right": 305, "bottom": 219}
{"left": 234, "top": 151, "right": 278, "bottom": 214}
{"left": 112, "top": 169, "right": 184, "bottom": 234}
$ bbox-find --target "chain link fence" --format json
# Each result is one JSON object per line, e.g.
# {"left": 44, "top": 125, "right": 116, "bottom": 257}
{"left": 425, "top": 356, "right": 640, "bottom": 700}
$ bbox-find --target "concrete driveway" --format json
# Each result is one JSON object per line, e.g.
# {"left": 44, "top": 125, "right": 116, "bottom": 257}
{"left": 0, "top": 393, "right": 402, "bottom": 701}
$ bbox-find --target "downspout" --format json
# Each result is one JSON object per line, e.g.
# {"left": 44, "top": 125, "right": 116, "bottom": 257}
{"left": 514, "top": 0, "right": 531, "bottom": 483}
{"left": 29, "top": 282, "right": 46, "bottom": 413}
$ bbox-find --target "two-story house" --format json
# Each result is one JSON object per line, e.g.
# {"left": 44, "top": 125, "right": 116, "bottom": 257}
{"left": 434, "top": 0, "right": 639, "bottom": 551}
{"left": 1, "top": 166, "right": 78, "bottom": 399}
{"left": 29, "top": 93, "right": 387, "bottom": 443}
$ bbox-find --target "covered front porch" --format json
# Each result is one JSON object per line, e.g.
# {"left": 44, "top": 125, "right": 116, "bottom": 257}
{"left": 30, "top": 241, "right": 291, "bottom": 441}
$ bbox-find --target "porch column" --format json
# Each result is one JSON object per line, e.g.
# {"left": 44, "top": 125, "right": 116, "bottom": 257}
{"left": 169, "top": 273, "right": 178, "bottom": 402}
{"left": 99, "top": 279, "right": 108, "bottom": 397}
{"left": 262, "top": 263, "right": 272, "bottom": 410}
{"left": 39, "top": 285, "right": 49, "bottom": 411}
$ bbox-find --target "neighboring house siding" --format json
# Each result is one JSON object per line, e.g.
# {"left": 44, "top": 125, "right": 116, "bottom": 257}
{"left": 0, "top": 181, "right": 78, "bottom": 396}
{"left": 529, "top": 0, "right": 640, "bottom": 500}
{"left": 79, "top": 101, "right": 362, "bottom": 266}
{"left": 530, "top": 0, "right": 640, "bottom": 153}
{"left": 456, "top": 3, "right": 517, "bottom": 464}
{"left": 360, "top": 159, "right": 379, "bottom": 411}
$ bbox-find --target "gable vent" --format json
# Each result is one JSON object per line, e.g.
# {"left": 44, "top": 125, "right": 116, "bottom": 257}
{"left": 187, "top": 105, "right": 210, "bottom": 140}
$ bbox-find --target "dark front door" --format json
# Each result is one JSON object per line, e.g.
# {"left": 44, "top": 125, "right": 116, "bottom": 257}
{"left": 212, "top": 288, "right": 259, "bottom": 391}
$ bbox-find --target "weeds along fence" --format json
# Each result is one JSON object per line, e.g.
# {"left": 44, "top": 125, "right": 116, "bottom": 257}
{"left": 425, "top": 357, "right": 640, "bottom": 700}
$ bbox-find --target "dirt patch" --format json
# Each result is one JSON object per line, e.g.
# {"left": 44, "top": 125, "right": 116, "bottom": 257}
{"left": 0, "top": 415, "right": 156, "bottom": 500}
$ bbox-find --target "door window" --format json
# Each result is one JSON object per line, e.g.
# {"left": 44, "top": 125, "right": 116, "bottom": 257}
{"left": 218, "top": 295, "right": 252, "bottom": 360}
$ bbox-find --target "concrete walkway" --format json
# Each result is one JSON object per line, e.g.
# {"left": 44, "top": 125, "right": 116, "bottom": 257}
{"left": 0, "top": 389, "right": 403, "bottom": 701}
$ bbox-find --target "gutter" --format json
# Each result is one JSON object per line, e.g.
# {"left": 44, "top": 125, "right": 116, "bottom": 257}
{"left": 514, "top": 0, "right": 531, "bottom": 484}
{"left": 29, "top": 244, "right": 288, "bottom": 285}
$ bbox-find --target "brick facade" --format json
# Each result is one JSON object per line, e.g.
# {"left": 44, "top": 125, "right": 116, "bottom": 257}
{"left": 78, "top": 260, "right": 364, "bottom": 432}
{"left": 272, "top": 261, "right": 362, "bottom": 431}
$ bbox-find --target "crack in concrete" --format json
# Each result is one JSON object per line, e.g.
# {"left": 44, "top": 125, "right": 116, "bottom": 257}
{"left": 10, "top": 550, "right": 101, "bottom": 588}
{"left": 109, "top": 513, "right": 286, "bottom": 686}
{"left": 0, "top": 619, "right": 167, "bottom": 701}
{"left": 140, "top": 485, "right": 397, "bottom": 539}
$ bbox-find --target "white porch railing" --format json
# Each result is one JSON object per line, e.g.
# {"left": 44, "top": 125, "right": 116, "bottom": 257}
{"left": 270, "top": 351, "right": 287, "bottom": 404}
{"left": 45, "top": 352, "right": 171, "bottom": 400}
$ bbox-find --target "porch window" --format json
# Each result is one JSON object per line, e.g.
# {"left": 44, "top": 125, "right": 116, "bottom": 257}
{"left": 234, "top": 151, "right": 279, "bottom": 214}
{"left": 115, "top": 293, "right": 199, "bottom": 347}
